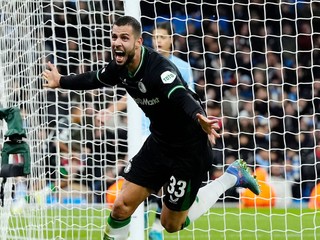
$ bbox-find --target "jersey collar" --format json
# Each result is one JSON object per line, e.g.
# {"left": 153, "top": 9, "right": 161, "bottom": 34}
{"left": 128, "top": 46, "right": 146, "bottom": 78}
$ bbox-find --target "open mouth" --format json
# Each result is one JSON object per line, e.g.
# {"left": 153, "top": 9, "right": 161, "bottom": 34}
{"left": 114, "top": 50, "right": 125, "bottom": 62}
{"left": 115, "top": 50, "right": 125, "bottom": 57}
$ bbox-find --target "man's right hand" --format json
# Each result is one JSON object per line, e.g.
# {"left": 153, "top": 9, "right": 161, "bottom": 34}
{"left": 42, "top": 61, "right": 61, "bottom": 88}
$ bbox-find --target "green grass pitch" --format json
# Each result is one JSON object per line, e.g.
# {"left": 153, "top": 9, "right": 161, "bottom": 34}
{"left": 6, "top": 207, "right": 320, "bottom": 240}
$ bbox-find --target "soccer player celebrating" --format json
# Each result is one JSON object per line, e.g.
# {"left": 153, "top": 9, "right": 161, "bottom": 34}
{"left": 42, "top": 16, "right": 260, "bottom": 240}
{"left": 99, "top": 20, "right": 196, "bottom": 240}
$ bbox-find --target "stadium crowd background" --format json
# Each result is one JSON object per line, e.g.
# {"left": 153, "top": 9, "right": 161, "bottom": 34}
{"left": 18, "top": 0, "right": 319, "bottom": 206}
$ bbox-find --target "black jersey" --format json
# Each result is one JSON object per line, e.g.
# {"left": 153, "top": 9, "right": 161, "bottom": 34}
{"left": 60, "top": 46, "right": 207, "bottom": 146}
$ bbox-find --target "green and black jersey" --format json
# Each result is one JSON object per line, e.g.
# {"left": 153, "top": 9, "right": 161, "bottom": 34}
{"left": 60, "top": 46, "right": 207, "bottom": 147}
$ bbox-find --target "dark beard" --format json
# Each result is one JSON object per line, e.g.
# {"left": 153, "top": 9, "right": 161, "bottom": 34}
{"left": 124, "top": 47, "right": 135, "bottom": 66}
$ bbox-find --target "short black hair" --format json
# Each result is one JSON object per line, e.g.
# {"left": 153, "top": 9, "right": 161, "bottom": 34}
{"left": 113, "top": 16, "right": 142, "bottom": 38}
{"left": 155, "top": 22, "right": 174, "bottom": 35}
{"left": 153, "top": 22, "right": 175, "bottom": 51}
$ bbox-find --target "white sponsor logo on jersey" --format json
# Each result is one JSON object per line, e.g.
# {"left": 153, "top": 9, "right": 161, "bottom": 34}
{"left": 134, "top": 97, "right": 159, "bottom": 106}
{"left": 161, "top": 71, "right": 176, "bottom": 84}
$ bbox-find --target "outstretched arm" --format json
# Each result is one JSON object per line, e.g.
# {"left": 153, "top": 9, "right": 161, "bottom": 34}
{"left": 166, "top": 84, "right": 221, "bottom": 145}
{"left": 42, "top": 62, "right": 106, "bottom": 90}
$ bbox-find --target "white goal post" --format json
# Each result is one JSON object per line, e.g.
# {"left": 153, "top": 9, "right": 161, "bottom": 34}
{"left": 1, "top": 0, "right": 320, "bottom": 240}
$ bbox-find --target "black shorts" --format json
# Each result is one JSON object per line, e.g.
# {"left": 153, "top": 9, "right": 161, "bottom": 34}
{"left": 122, "top": 135, "right": 213, "bottom": 211}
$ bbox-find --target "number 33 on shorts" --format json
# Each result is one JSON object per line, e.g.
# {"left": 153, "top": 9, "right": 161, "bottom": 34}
{"left": 167, "top": 176, "right": 187, "bottom": 203}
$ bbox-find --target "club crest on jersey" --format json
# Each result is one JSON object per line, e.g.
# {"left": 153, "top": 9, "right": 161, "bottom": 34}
{"left": 161, "top": 71, "right": 176, "bottom": 84}
{"left": 138, "top": 81, "right": 147, "bottom": 93}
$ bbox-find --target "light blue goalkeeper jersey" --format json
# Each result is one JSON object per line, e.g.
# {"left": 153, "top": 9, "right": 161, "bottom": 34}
{"left": 169, "top": 54, "right": 194, "bottom": 91}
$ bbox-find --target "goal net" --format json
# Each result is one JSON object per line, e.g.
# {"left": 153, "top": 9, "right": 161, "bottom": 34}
{"left": 1, "top": 0, "right": 320, "bottom": 239}
{"left": 142, "top": 1, "right": 320, "bottom": 239}
{"left": 0, "top": 0, "right": 49, "bottom": 239}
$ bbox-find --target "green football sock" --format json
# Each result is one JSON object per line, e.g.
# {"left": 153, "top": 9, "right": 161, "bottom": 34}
{"left": 104, "top": 214, "right": 131, "bottom": 240}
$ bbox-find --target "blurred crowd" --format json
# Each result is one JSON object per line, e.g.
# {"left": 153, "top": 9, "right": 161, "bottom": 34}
{"left": 140, "top": 0, "right": 320, "bottom": 207}
{"left": 10, "top": 0, "right": 320, "bottom": 207}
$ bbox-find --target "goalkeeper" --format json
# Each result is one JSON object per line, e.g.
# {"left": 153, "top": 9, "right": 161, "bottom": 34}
{"left": 42, "top": 16, "right": 260, "bottom": 240}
